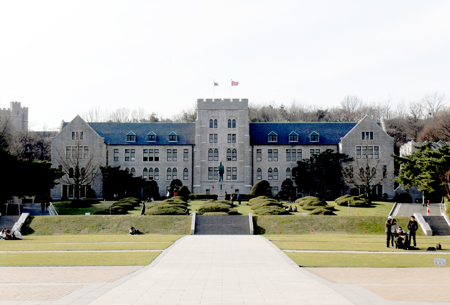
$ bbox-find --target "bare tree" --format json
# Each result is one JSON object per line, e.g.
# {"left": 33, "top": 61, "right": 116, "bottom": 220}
{"left": 422, "top": 92, "right": 446, "bottom": 117}
{"left": 54, "top": 140, "right": 102, "bottom": 201}
{"left": 342, "top": 157, "right": 385, "bottom": 197}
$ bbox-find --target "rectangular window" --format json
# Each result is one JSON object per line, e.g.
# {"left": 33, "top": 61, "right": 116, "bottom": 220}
{"left": 274, "top": 169, "right": 278, "bottom": 180}
{"left": 130, "top": 149, "right": 135, "bottom": 162}
{"left": 66, "top": 146, "right": 71, "bottom": 159}
{"left": 209, "top": 134, "right": 213, "bottom": 143}
{"left": 206, "top": 189, "right": 210, "bottom": 195}
{"left": 167, "top": 149, "right": 172, "bottom": 161}
{"left": 368, "top": 146, "right": 373, "bottom": 159}
{"left": 310, "top": 149, "right": 320, "bottom": 157}
{"left": 125, "top": 149, "right": 130, "bottom": 161}
{"left": 232, "top": 167, "right": 237, "bottom": 180}
{"left": 214, "top": 134, "right": 218, "bottom": 143}
{"left": 256, "top": 149, "right": 261, "bottom": 162}
{"left": 291, "top": 149, "right": 296, "bottom": 162}
{"left": 80, "top": 132, "right": 84, "bottom": 140}
{"left": 297, "top": 149, "right": 302, "bottom": 161}
{"left": 183, "top": 149, "right": 188, "bottom": 161}
{"left": 383, "top": 165, "right": 387, "bottom": 178}
{"left": 72, "top": 132, "right": 76, "bottom": 140}
{"left": 154, "top": 168, "right": 159, "bottom": 180}
{"left": 84, "top": 146, "right": 89, "bottom": 159}
{"left": 214, "top": 168, "right": 219, "bottom": 181}
{"left": 362, "top": 146, "right": 367, "bottom": 159}
{"left": 227, "top": 167, "right": 231, "bottom": 180}
{"left": 256, "top": 169, "right": 262, "bottom": 180}
{"left": 228, "top": 134, "right": 231, "bottom": 143}
{"left": 173, "top": 149, "right": 177, "bottom": 161}
{"left": 286, "top": 149, "right": 291, "bottom": 162}
{"left": 208, "top": 167, "right": 213, "bottom": 180}
{"left": 114, "top": 149, "right": 119, "bottom": 161}
{"left": 148, "top": 134, "right": 156, "bottom": 142}
{"left": 362, "top": 131, "right": 374, "bottom": 140}
{"left": 268, "top": 149, "right": 273, "bottom": 162}
{"left": 183, "top": 169, "right": 188, "bottom": 180}
{"left": 273, "top": 186, "right": 279, "bottom": 195}
{"left": 273, "top": 149, "right": 278, "bottom": 161}
{"left": 149, "top": 149, "right": 154, "bottom": 161}
{"left": 356, "top": 146, "right": 361, "bottom": 159}
{"left": 232, "top": 134, "right": 236, "bottom": 143}
{"left": 143, "top": 149, "right": 148, "bottom": 161}
{"left": 374, "top": 146, "right": 379, "bottom": 159}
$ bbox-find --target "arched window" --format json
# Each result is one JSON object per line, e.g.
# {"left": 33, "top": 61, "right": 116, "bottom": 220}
{"left": 214, "top": 149, "right": 219, "bottom": 161}
{"left": 148, "top": 168, "right": 153, "bottom": 180}
{"left": 214, "top": 119, "right": 218, "bottom": 128}
{"left": 208, "top": 149, "right": 213, "bottom": 161}
{"left": 183, "top": 168, "right": 188, "bottom": 180}
{"left": 268, "top": 168, "right": 273, "bottom": 180}
{"left": 69, "top": 168, "right": 74, "bottom": 178}
{"left": 154, "top": 168, "right": 159, "bottom": 180}
{"left": 227, "top": 149, "right": 231, "bottom": 161}
{"left": 256, "top": 168, "right": 262, "bottom": 180}
{"left": 130, "top": 168, "right": 135, "bottom": 176}
{"left": 286, "top": 167, "right": 291, "bottom": 179}
{"left": 125, "top": 167, "right": 130, "bottom": 173}
{"left": 228, "top": 119, "right": 232, "bottom": 128}
{"left": 274, "top": 168, "right": 278, "bottom": 180}
{"left": 209, "top": 119, "right": 213, "bottom": 128}
{"left": 167, "top": 168, "right": 172, "bottom": 180}
{"left": 232, "top": 149, "right": 237, "bottom": 161}
{"left": 172, "top": 168, "right": 177, "bottom": 179}
{"left": 232, "top": 119, "right": 236, "bottom": 128}
{"left": 143, "top": 168, "right": 148, "bottom": 179}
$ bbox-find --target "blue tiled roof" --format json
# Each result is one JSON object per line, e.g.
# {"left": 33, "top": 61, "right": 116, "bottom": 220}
{"left": 86, "top": 122, "right": 196, "bottom": 145}
{"left": 249, "top": 122, "right": 358, "bottom": 145}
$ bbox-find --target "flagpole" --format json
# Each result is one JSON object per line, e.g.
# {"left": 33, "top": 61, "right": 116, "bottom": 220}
{"left": 213, "top": 79, "right": 215, "bottom": 100}
{"left": 231, "top": 79, "right": 232, "bottom": 100}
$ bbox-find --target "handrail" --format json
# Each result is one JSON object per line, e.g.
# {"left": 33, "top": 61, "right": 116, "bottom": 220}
{"left": 190, "top": 212, "right": 196, "bottom": 235}
{"left": 48, "top": 202, "right": 58, "bottom": 216}
{"left": 248, "top": 213, "right": 254, "bottom": 235}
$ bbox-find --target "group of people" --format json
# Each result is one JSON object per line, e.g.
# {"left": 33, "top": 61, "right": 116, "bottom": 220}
{"left": 284, "top": 205, "right": 298, "bottom": 212}
{"left": 128, "top": 227, "right": 142, "bottom": 235}
{"left": 229, "top": 193, "right": 242, "bottom": 206}
{"left": 0, "top": 228, "right": 22, "bottom": 240}
{"left": 385, "top": 215, "right": 418, "bottom": 249}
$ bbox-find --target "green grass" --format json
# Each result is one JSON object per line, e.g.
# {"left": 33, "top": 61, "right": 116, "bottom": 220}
{"left": 328, "top": 200, "right": 394, "bottom": 217}
{"left": 0, "top": 251, "right": 161, "bottom": 266}
{"left": 53, "top": 201, "right": 118, "bottom": 215}
{"left": 0, "top": 242, "right": 172, "bottom": 251}
{"left": 16, "top": 234, "right": 182, "bottom": 243}
{"left": 255, "top": 215, "right": 416, "bottom": 234}
{"left": 267, "top": 234, "right": 450, "bottom": 252}
{"left": 24, "top": 215, "right": 191, "bottom": 235}
{"left": 286, "top": 252, "right": 450, "bottom": 267}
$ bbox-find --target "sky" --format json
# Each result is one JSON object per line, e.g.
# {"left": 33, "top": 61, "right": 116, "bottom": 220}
{"left": 1, "top": 0, "right": 450, "bottom": 130}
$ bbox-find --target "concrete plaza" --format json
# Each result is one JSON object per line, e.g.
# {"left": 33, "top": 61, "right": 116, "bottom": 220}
{"left": 0, "top": 236, "right": 449, "bottom": 305}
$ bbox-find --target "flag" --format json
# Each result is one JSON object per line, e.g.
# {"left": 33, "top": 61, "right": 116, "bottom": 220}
{"left": 214, "top": 82, "right": 219, "bottom": 86}
{"left": 231, "top": 80, "right": 239, "bottom": 86}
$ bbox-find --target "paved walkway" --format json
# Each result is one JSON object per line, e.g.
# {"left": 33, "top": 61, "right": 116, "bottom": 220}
{"left": 1, "top": 236, "right": 449, "bottom": 305}
{"left": 394, "top": 202, "right": 442, "bottom": 217}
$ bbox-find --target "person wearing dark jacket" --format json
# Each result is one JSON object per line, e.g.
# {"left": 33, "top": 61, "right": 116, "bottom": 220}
{"left": 407, "top": 215, "right": 419, "bottom": 247}
{"left": 385, "top": 216, "right": 393, "bottom": 248}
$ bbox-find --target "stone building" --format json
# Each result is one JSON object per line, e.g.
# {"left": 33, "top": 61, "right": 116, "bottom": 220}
{"left": 0, "top": 101, "right": 28, "bottom": 133}
{"left": 51, "top": 98, "right": 395, "bottom": 199}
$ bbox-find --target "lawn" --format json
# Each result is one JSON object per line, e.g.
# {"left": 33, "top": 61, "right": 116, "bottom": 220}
{"left": 0, "top": 234, "right": 183, "bottom": 266}
{"left": 266, "top": 234, "right": 450, "bottom": 267}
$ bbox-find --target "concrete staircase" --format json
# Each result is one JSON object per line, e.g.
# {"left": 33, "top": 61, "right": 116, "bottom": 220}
{"left": 0, "top": 216, "right": 20, "bottom": 231}
{"left": 423, "top": 216, "right": 450, "bottom": 236}
{"left": 195, "top": 215, "right": 251, "bottom": 235}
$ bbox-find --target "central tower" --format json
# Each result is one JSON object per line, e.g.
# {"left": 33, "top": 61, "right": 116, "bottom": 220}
{"left": 193, "top": 99, "right": 252, "bottom": 198}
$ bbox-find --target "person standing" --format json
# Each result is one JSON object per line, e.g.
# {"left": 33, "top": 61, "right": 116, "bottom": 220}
{"left": 390, "top": 218, "right": 399, "bottom": 247}
{"left": 140, "top": 203, "right": 146, "bottom": 215}
{"left": 238, "top": 194, "right": 241, "bottom": 205}
{"left": 407, "top": 215, "right": 419, "bottom": 247}
{"left": 385, "top": 216, "right": 393, "bottom": 248}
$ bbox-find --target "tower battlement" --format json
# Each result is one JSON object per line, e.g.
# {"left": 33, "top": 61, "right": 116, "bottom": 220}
{"left": 197, "top": 98, "right": 248, "bottom": 110}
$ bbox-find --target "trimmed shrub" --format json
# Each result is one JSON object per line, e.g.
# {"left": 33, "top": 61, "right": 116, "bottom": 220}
{"left": 112, "top": 202, "right": 135, "bottom": 211}
{"left": 68, "top": 198, "right": 99, "bottom": 208}
{"left": 177, "top": 186, "right": 190, "bottom": 200}
{"left": 164, "top": 196, "right": 188, "bottom": 207}
{"left": 253, "top": 206, "right": 289, "bottom": 215}
{"left": 93, "top": 205, "right": 127, "bottom": 215}
{"left": 116, "top": 197, "right": 142, "bottom": 206}
{"left": 335, "top": 194, "right": 371, "bottom": 207}
{"left": 250, "top": 180, "right": 271, "bottom": 197}
{"left": 393, "top": 193, "right": 413, "bottom": 203}
{"left": 308, "top": 208, "right": 336, "bottom": 215}
{"left": 249, "top": 196, "right": 290, "bottom": 215}
{"left": 296, "top": 197, "right": 327, "bottom": 210}
{"left": 188, "top": 194, "right": 218, "bottom": 200}
{"left": 145, "top": 205, "right": 186, "bottom": 215}
{"left": 197, "top": 200, "right": 237, "bottom": 215}
{"left": 225, "top": 193, "right": 253, "bottom": 201}
{"left": 203, "top": 212, "right": 229, "bottom": 215}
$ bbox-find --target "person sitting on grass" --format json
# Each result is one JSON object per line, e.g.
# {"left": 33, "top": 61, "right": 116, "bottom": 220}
{"left": 13, "top": 229, "right": 22, "bottom": 240}
{"left": 293, "top": 205, "right": 298, "bottom": 212}
{"left": 129, "top": 227, "right": 142, "bottom": 235}
{"left": 288, "top": 206, "right": 293, "bottom": 212}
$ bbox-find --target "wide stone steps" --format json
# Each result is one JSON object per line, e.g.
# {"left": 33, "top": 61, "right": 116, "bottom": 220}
{"left": 0, "top": 216, "right": 20, "bottom": 231}
{"left": 195, "top": 215, "right": 250, "bottom": 235}
{"left": 423, "top": 216, "right": 450, "bottom": 236}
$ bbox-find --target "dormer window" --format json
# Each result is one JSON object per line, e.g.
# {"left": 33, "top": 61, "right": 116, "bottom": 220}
{"left": 126, "top": 131, "right": 136, "bottom": 142}
{"left": 289, "top": 131, "right": 298, "bottom": 142}
{"left": 168, "top": 131, "right": 178, "bottom": 142}
{"left": 147, "top": 131, "right": 157, "bottom": 142}
{"left": 268, "top": 131, "right": 278, "bottom": 142}
{"left": 309, "top": 131, "right": 319, "bottom": 142}
{"left": 362, "top": 131, "right": 373, "bottom": 140}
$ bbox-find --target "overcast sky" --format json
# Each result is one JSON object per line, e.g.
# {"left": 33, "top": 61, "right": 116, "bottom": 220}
{"left": 1, "top": 1, "right": 449, "bottom": 130}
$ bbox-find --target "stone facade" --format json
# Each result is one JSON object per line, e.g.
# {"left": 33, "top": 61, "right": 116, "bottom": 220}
{"left": 0, "top": 101, "right": 28, "bottom": 133}
{"left": 51, "top": 100, "right": 395, "bottom": 199}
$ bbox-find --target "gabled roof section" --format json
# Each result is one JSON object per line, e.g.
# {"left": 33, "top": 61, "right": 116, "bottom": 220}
{"left": 249, "top": 122, "right": 357, "bottom": 145}
{"left": 168, "top": 131, "right": 177, "bottom": 135}
{"left": 289, "top": 131, "right": 299, "bottom": 135}
{"left": 126, "top": 131, "right": 136, "bottom": 135}
{"left": 86, "top": 122, "right": 195, "bottom": 145}
{"left": 147, "top": 131, "right": 156, "bottom": 136}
